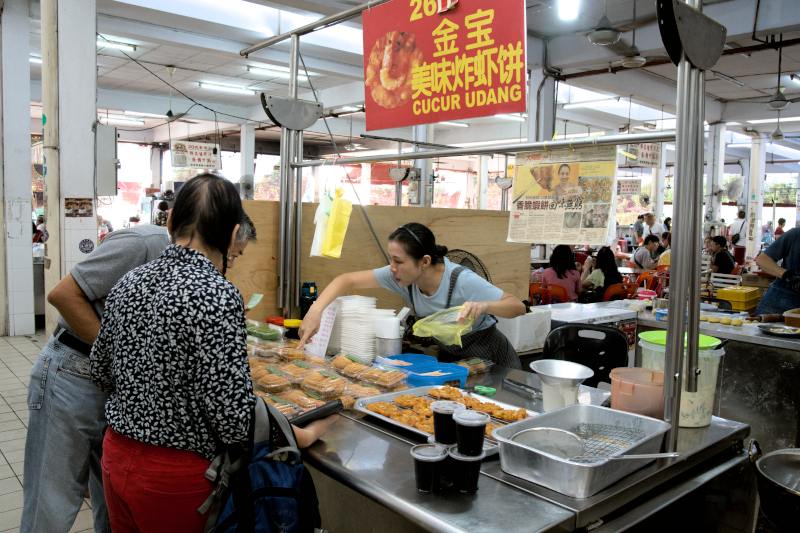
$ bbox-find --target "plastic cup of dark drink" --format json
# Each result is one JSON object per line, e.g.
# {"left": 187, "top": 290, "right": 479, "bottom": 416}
{"left": 454, "top": 409, "right": 490, "bottom": 456}
{"left": 410, "top": 444, "right": 448, "bottom": 493}
{"left": 430, "top": 400, "right": 465, "bottom": 445}
{"left": 448, "top": 447, "right": 485, "bottom": 494}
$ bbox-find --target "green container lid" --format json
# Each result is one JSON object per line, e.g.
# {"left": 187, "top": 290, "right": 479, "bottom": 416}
{"left": 638, "top": 330, "right": 721, "bottom": 349}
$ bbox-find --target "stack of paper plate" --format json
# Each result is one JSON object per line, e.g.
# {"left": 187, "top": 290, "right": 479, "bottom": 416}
{"left": 332, "top": 296, "right": 381, "bottom": 364}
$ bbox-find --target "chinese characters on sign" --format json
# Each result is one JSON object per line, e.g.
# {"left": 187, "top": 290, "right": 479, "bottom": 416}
{"left": 170, "top": 141, "right": 221, "bottom": 170}
{"left": 508, "top": 146, "right": 618, "bottom": 245}
{"left": 362, "top": 0, "right": 526, "bottom": 130}
{"left": 627, "top": 143, "right": 661, "bottom": 168}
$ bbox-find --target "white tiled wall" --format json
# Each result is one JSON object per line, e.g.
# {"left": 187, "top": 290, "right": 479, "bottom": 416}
{"left": 4, "top": 199, "right": 34, "bottom": 336}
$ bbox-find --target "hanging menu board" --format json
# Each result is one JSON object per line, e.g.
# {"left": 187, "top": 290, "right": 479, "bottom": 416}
{"left": 170, "top": 140, "right": 221, "bottom": 170}
{"left": 362, "top": 0, "right": 527, "bottom": 131}
{"left": 508, "top": 145, "right": 618, "bottom": 245}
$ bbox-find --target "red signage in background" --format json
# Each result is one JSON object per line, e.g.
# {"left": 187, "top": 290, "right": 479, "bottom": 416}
{"left": 362, "top": 0, "right": 527, "bottom": 131}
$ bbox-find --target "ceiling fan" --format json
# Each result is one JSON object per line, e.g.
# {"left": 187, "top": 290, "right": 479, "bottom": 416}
{"left": 732, "top": 39, "right": 800, "bottom": 112}
{"left": 583, "top": 0, "right": 668, "bottom": 70}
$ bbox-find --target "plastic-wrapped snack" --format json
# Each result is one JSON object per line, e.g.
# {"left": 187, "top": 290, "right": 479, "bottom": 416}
{"left": 277, "top": 361, "right": 316, "bottom": 384}
{"left": 250, "top": 343, "right": 281, "bottom": 361}
{"left": 254, "top": 391, "right": 300, "bottom": 417}
{"left": 252, "top": 366, "right": 291, "bottom": 393}
{"left": 343, "top": 382, "right": 382, "bottom": 399}
{"left": 246, "top": 323, "right": 281, "bottom": 342}
{"left": 455, "top": 357, "right": 493, "bottom": 376}
{"left": 278, "top": 389, "right": 326, "bottom": 410}
{"left": 276, "top": 346, "right": 307, "bottom": 362}
{"left": 338, "top": 395, "right": 356, "bottom": 410}
{"left": 301, "top": 369, "right": 347, "bottom": 399}
{"left": 331, "top": 354, "right": 352, "bottom": 371}
{"left": 358, "top": 366, "right": 407, "bottom": 389}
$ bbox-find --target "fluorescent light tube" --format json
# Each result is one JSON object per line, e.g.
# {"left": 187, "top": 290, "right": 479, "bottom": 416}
{"left": 96, "top": 39, "right": 137, "bottom": 52}
{"left": 29, "top": 56, "right": 42, "bottom": 64}
{"left": 198, "top": 81, "right": 256, "bottom": 95}
{"left": 437, "top": 121, "right": 469, "bottom": 128}
{"left": 99, "top": 116, "right": 145, "bottom": 126}
{"left": 557, "top": 0, "right": 580, "bottom": 22}
{"left": 123, "top": 110, "right": 167, "bottom": 119}
{"left": 495, "top": 114, "right": 527, "bottom": 122}
{"left": 247, "top": 66, "right": 315, "bottom": 79}
{"left": 711, "top": 71, "right": 745, "bottom": 88}
{"left": 747, "top": 116, "right": 800, "bottom": 124}
{"left": 562, "top": 97, "right": 619, "bottom": 110}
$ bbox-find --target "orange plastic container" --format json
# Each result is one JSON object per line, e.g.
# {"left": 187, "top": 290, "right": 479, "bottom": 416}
{"left": 611, "top": 367, "right": 664, "bottom": 419}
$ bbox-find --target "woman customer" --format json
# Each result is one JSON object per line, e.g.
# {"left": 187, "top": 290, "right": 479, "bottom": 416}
{"left": 299, "top": 222, "right": 526, "bottom": 368}
{"left": 90, "top": 174, "right": 331, "bottom": 532}
{"left": 581, "top": 246, "right": 623, "bottom": 296}
{"left": 543, "top": 244, "right": 582, "bottom": 302}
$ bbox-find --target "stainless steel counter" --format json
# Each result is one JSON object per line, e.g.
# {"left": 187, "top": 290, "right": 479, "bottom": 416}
{"left": 638, "top": 312, "right": 800, "bottom": 351}
{"left": 303, "top": 369, "right": 751, "bottom": 532}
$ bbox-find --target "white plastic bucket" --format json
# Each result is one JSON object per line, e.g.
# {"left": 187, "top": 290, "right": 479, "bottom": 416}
{"left": 638, "top": 337, "right": 724, "bottom": 427}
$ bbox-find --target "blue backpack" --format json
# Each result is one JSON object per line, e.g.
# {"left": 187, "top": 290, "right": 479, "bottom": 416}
{"left": 200, "top": 398, "right": 321, "bottom": 532}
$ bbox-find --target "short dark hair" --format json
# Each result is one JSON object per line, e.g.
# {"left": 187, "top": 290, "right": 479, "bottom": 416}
{"left": 644, "top": 234, "right": 660, "bottom": 246}
{"left": 712, "top": 235, "right": 728, "bottom": 248}
{"left": 157, "top": 200, "right": 169, "bottom": 211}
{"left": 661, "top": 231, "right": 671, "bottom": 246}
{"left": 738, "top": 210, "right": 746, "bottom": 218}
{"left": 779, "top": 218, "right": 786, "bottom": 225}
{"left": 388, "top": 222, "right": 447, "bottom": 264}
{"left": 549, "top": 244, "right": 577, "bottom": 279}
{"left": 170, "top": 173, "right": 244, "bottom": 276}
{"left": 637, "top": 214, "right": 644, "bottom": 220}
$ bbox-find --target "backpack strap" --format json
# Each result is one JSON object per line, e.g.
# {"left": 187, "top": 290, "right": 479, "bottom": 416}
{"left": 446, "top": 266, "right": 467, "bottom": 309}
{"left": 264, "top": 402, "right": 302, "bottom": 464}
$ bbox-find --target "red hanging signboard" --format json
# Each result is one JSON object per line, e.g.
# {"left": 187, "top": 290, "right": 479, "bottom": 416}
{"left": 362, "top": 0, "right": 527, "bottom": 131}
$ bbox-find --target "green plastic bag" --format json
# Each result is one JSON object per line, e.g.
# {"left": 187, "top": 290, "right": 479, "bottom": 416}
{"left": 412, "top": 306, "right": 474, "bottom": 347}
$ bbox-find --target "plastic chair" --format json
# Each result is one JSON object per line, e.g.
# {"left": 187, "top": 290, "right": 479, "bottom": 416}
{"left": 547, "top": 284, "right": 570, "bottom": 303}
{"left": 603, "top": 283, "right": 630, "bottom": 301}
{"left": 541, "top": 324, "right": 629, "bottom": 387}
{"left": 635, "top": 272, "right": 659, "bottom": 291}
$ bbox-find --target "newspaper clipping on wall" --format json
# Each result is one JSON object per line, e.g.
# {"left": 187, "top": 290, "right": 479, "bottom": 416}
{"left": 507, "top": 145, "right": 617, "bottom": 245}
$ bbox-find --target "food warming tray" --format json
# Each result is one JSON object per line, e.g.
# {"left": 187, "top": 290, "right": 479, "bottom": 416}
{"left": 355, "top": 386, "right": 537, "bottom": 457}
{"left": 493, "top": 404, "right": 671, "bottom": 498}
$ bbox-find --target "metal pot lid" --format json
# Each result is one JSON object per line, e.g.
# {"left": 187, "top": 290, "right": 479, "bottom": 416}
{"left": 756, "top": 448, "right": 800, "bottom": 496}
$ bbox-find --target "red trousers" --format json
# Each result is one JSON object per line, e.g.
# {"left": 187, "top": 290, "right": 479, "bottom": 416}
{"left": 101, "top": 428, "right": 213, "bottom": 533}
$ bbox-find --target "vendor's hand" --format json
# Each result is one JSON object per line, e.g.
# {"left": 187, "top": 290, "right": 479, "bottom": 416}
{"left": 782, "top": 269, "right": 800, "bottom": 292}
{"left": 458, "top": 301, "right": 488, "bottom": 323}
{"left": 298, "top": 307, "right": 322, "bottom": 347}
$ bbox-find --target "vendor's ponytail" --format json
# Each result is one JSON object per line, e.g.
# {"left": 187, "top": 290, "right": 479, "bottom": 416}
{"left": 389, "top": 223, "right": 447, "bottom": 264}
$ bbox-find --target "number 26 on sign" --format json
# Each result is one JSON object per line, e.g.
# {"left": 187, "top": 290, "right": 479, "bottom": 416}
{"left": 410, "top": 0, "right": 459, "bottom": 21}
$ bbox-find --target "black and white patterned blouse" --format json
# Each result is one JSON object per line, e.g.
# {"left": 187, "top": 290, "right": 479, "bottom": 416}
{"left": 90, "top": 244, "right": 255, "bottom": 459}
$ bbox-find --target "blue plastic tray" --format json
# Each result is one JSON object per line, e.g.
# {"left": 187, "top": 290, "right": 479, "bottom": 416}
{"left": 377, "top": 354, "right": 468, "bottom": 387}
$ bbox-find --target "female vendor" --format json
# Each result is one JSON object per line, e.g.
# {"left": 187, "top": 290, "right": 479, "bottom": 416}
{"left": 299, "top": 222, "right": 526, "bottom": 368}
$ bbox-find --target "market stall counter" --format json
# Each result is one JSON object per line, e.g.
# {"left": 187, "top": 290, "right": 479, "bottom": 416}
{"left": 638, "top": 312, "right": 800, "bottom": 452}
{"left": 303, "top": 367, "right": 753, "bottom": 532}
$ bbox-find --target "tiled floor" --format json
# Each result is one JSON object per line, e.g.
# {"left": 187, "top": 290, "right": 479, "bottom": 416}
{"left": 0, "top": 334, "right": 94, "bottom": 533}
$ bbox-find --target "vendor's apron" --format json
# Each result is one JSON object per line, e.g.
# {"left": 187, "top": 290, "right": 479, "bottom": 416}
{"left": 405, "top": 267, "right": 521, "bottom": 369}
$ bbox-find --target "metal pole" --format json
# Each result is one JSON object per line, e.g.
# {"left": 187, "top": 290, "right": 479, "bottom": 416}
{"left": 294, "top": 131, "right": 676, "bottom": 168}
{"left": 663, "top": 0, "right": 705, "bottom": 451}
{"left": 240, "top": 0, "right": 392, "bottom": 56}
{"left": 501, "top": 154, "right": 510, "bottom": 211}
{"left": 278, "top": 34, "right": 300, "bottom": 313}
{"left": 294, "top": 130, "right": 304, "bottom": 312}
{"left": 395, "top": 141, "right": 403, "bottom": 206}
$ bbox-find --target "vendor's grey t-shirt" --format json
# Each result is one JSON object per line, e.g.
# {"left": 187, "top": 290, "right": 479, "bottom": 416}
{"left": 373, "top": 258, "right": 503, "bottom": 331}
{"left": 764, "top": 227, "right": 800, "bottom": 291}
{"left": 58, "top": 225, "right": 170, "bottom": 341}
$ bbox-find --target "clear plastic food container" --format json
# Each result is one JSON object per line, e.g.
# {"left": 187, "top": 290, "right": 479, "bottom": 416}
{"left": 358, "top": 366, "right": 408, "bottom": 389}
{"left": 455, "top": 358, "right": 494, "bottom": 376}
{"left": 301, "top": 369, "right": 347, "bottom": 399}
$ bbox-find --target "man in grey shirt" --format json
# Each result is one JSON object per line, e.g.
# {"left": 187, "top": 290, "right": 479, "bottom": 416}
{"left": 22, "top": 225, "right": 169, "bottom": 533}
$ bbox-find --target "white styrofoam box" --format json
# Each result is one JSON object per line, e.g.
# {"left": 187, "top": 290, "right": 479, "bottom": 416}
{"left": 496, "top": 309, "right": 552, "bottom": 352}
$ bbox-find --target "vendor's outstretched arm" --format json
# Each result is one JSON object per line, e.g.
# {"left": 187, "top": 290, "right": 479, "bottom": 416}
{"left": 299, "top": 270, "right": 381, "bottom": 345}
{"left": 459, "top": 293, "right": 526, "bottom": 322}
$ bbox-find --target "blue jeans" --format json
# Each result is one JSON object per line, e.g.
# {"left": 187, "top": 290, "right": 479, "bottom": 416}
{"left": 21, "top": 338, "right": 111, "bottom": 533}
{"left": 755, "top": 282, "right": 800, "bottom": 315}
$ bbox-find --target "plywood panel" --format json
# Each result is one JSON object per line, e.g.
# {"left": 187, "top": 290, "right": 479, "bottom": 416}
{"left": 228, "top": 201, "right": 530, "bottom": 319}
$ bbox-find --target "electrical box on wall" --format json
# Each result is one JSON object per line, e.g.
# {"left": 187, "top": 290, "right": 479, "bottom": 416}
{"left": 95, "top": 124, "right": 119, "bottom": 197}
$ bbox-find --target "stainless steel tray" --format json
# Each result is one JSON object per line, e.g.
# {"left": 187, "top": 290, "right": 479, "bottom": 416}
{"left": 355, "top": 386, "right": 537, "bottom": 457}
{"left": 493, "top": 404, "right": 671, "bottom": 498}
